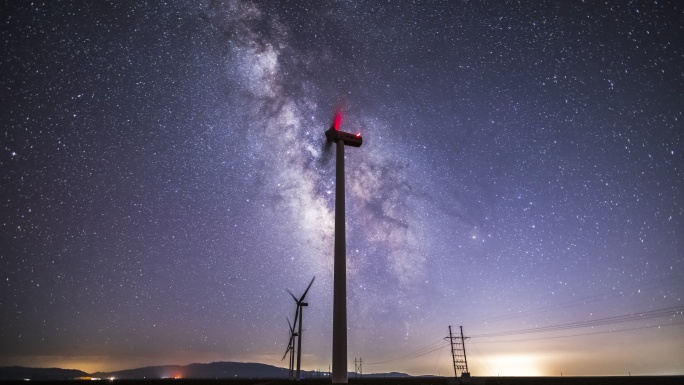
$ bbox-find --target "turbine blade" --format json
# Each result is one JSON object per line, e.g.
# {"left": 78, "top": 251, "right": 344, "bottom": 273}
{"left": 287, "top": 289, "right": 298, "bottom": 302}
{"left": 281, "top": 343, "right": 292, "bottom": 361}
{"left": 319, "top": 139, "right": 334, "bottom": 166}
{"left": 282, "top": 326, "right": 296, "bottom": 361}
{"left": 292, "top": 306, "right": 300, "bottom": 329}
{"left": 300, "top": 276, "right": 315, "bottom": 301}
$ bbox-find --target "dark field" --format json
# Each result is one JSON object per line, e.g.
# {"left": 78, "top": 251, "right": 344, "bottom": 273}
{"left": 2, "top": 377, "right": 683, "bottom": 385}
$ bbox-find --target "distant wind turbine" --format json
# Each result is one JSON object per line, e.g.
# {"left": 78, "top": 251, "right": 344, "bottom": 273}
{"left": 287, "top": 276, "right": 315, "bottom": 381}
{"left": 281, "top": 317, "right": 297, "bottom": 380}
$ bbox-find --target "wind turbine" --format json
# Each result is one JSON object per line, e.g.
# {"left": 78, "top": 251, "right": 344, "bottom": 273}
{"left": 281, "top": 317, "right": 297, "bottom": 380}
{"left": 288, "top": 276, "right": 315, "bottom": 381}
{"left": 325, "top": 111, "right": 362, "bottom": 384}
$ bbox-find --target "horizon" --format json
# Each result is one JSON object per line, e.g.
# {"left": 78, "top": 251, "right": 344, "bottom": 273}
{"left": 1, "top": 0, "right": 682, "bottom": 378}
{"left": 5, "top": 359, "right": 684, "bottom": 378}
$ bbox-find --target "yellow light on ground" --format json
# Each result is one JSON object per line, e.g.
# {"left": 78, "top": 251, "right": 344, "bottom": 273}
{"left": 487, "top": 354, "right": 544, "bottom": 376}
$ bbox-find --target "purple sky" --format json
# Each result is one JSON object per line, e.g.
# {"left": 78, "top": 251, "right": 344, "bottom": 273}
{"left": 1, "top": 0, "right": 682, "bottom": 376}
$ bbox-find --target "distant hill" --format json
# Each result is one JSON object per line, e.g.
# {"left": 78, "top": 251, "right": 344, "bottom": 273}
{"left": 0, "top": 366, "right": 89, "bottom": 381}
{"left": 364, "top": 371, "right": 412, "bottom": 378}
{"left": 92, "top": 361, "right": 289, "bottom": 379}
{"left": 1, "top": 362, "right": 411, "bottom": 380}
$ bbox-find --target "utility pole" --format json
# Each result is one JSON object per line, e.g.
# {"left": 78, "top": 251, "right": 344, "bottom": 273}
{"left": 354, "top": 358, "right": 363, "bottom": 379}
{"left": 446, "top": 325, "right": 470, "bottom": 378}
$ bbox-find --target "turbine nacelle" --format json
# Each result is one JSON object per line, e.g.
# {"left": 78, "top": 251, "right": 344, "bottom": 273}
{"left": 325, "top": 112, "right": 363, "bottom": 147}
{"left": 326, "top": 128, "right": 363, "bottom": 147}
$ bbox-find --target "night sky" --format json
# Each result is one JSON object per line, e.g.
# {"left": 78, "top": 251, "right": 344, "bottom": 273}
{"left": 1, "top": 0, "right": 683, "bottom": 377}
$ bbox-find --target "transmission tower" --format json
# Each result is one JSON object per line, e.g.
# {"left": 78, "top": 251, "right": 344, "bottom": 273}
{"left": 354, "top": 357, "right": 363, "bottom": 379}
{"left": 446, "top": 325, "right": 470, "bottom": 378}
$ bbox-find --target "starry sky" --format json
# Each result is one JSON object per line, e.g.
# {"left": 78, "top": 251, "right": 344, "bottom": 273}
{"left": 1, "top": 0, "right": 683, "bottom": 377}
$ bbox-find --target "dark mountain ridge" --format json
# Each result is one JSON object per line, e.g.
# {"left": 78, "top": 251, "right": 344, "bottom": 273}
{"left": 0, "top": 366, "right": 88, "bottom": 381}
{"left": 1, "top": 362, "right": 410, "bottom": 381}
{"left": 92, "top": 361, "right": 288, "bottom": 379}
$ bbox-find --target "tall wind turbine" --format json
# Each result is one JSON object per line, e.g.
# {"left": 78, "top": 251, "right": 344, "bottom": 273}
{"left": 325, "top": 111, "right": 362, "bottom": 384}
{"left": 288, "top": 276, "right": 315, "bottom": 381}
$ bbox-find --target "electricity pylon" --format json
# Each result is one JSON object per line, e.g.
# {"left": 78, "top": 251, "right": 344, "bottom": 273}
{"left": 447, "top": 325, "right": 470, "bottom": 378}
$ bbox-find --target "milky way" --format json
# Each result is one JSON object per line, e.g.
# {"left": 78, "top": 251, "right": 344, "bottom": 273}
{"left": 1, "top": 0, "right": 683, "bottom": 376}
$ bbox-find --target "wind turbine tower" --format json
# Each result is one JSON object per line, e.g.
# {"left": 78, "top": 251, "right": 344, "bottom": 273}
{"left": 325, "top": 112, "right": 362, "bottom": 384}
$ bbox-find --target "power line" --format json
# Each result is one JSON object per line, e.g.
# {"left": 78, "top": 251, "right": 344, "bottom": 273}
{"left": 366, "top": 337, "right": 448, "bottom": 366}
{"left": 471, "top": 320, "right": 684, "bottom": 344}
{"left": 470, "top": 305, "right": 683, "bottom": 339}
{"left": 467, "top": 340, "right": 494, "bottom": 375}
{"left": 431, "top": 339, "right": 448, "bottom": 377}
{"left": 366, "top": 339, "right": 447, "bottom": 365}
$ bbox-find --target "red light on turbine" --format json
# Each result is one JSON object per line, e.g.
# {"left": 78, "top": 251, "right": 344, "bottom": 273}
{"left": 325, "top": 110, "right": 362, "bottom": 147}
{"left": 333, "top": 112, "right": 342, "bottom": 131}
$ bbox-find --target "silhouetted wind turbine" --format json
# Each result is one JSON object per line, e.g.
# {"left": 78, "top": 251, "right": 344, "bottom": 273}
{"left": 288, "top": 276, "right": 315, "bottom": 381}
{"left": 325, "top": 110, "right": 362, "bottom": 384}
{"left": 281, "top": 317, "right": 297, "bottom": 380}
